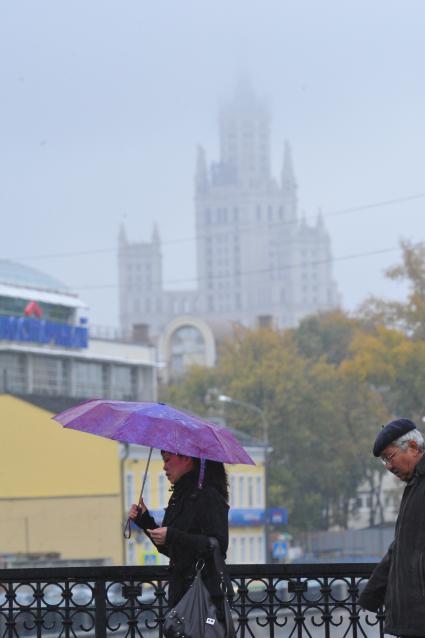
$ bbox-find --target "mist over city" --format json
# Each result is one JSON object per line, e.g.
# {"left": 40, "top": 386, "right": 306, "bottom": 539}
{"left": 1, "top": 0, "right": 424, "bottom": 326}
{"left": 1, "top": 3, "right": 425, "bottom": 636}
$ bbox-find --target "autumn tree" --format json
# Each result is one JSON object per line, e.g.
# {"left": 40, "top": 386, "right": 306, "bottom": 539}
{"left": 360, "top": 239, "right": 425, "bottom": 339}
{"left": 160, "top": 321, "right": 390, "bottom": 532}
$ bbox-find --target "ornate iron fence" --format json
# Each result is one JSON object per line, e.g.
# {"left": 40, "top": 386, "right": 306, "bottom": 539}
{"left": 0, "top": 563, "right": 384, "bottom": 637}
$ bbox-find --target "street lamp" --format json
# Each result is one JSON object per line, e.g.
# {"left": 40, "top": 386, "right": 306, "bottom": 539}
{"left": 218, "top": 394, "right": 272, "bottom": 563}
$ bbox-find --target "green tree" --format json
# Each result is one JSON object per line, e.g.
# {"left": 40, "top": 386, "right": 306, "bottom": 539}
{"left": 360, "top": 239, "right": 425, "bottom": 339}
{"left": 292, "top": 310, "right": 361, "bottom": 365}
{"left": 161, "top": 323, "right": 390, "bottom": 532}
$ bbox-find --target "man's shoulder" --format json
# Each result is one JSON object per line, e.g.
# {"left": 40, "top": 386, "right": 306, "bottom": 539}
{"left": 416, "top": 454, "right": 425, "bottom": 476}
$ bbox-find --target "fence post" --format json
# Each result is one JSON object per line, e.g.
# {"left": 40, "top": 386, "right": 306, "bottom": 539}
{"left": 94, "top": 579, "right": 107, "bottom": 638}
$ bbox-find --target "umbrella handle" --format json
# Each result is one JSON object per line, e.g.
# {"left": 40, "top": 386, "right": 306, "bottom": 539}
{"left": 123, "top": 517, "right": 132, "bottom": 539}
{"left": 123, "top": 448, "right": 153, "bottom": 540}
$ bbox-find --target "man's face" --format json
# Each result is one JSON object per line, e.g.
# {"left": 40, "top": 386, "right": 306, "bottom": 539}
{"left": 161, "top": 452, "right": 194, "bottom": 485}
{"left": 380, "top": 441, "right": 422, "bottom": 482}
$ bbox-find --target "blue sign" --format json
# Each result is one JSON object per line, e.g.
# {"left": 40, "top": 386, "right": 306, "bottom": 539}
{"left": 142, "top": 553, "right": 157, "bottom": 565}
{"left": 228, "top": 508, "right": 288, "bottom": 527}
{"left": 229, "top": 509, "right": 265, "bottom": 526}
{"left": 0, "top": 316, "right": 88, "bottom": 349}
{"left": 272, "top": 541, "right": 287, "bottom": 559}
{"left": 267, "top": 508, "right": 288, "bottom": 525}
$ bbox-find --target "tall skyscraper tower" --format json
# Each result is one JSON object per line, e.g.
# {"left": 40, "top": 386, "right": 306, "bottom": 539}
{"left": 118, "top": 85, "right": 340, "bottom": 338}
{"left": 194, "top": 84, "right": 339, "bottom": 327}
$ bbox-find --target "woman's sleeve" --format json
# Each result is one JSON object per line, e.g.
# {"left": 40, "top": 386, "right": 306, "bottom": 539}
{"left": 166, "top": 487, "right": 229, "bottom": 556}
{"left": 133, "top": 510, "right": 171, "bottom": 558}
{"left": 133, "top": 509, "right": 158, "bottom": 532}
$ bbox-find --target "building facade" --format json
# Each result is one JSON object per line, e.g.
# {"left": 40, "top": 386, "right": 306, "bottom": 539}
{"left": 0, "top": 260, "right": 158, "bottom": 566}
{"left": 118, "top": 85, "right": 340, "bottom": 339}
{"left": 0, "top": 261, "right": 157, "bottom": 401}
{"left": 0, "top": 394, "right": 123, "bottom": 565}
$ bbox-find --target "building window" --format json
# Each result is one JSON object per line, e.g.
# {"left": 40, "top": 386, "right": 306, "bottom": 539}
{"left": 31, "top": 355, "right": 69, "bottom": 395}
{"left": 125, "top": 472, "right": 134, "bottom": 510}
{"left": 126, "top": 540, "right": 136, "bottom": 566}
{"left": 238, "top": 476, "right": 245, "bottom": 507}
{"left": 230, "top": 537, "right": 238, "bottom": 564}
{"left": 256, "top": 476, "right": 263, "bottom": 508}
{"left": 141, "top": 474, "right": 150, "bottom": 508}
{"left": 247, "top": 477, "right": 254, "bottom": 507}
{"left": 258, "top": 536, "right": 264, "bottom": 562}
{"left": 240, "top": 537, "right": 246, "bottom": 563}
{"left": 158, "top": 474, "right": 168, "bottom": 508}
{"left": 111, "top": 365, "right": 133, "bottom": 400}
{"left": 169, "top": 325, "right": 206, "bottom": 377}
{"left": 230, "top": 476, "right": 236, "bottom": 507}
{"left": 0, "top": 353, "right": 27, "bottom": 393}
{"left": 249, "top": 536, "right": 256, "bottom": 563}
{"left": 74, "top": 361, "right": 104, "bottom": 397}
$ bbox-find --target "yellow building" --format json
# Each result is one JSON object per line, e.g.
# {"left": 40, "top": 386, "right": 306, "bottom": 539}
{"left": 0, "top": 394, "right": 123, "bottom": 565}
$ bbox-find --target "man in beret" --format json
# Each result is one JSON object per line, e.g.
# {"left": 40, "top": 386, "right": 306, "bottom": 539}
{"left": 359, "top": 418, "right": 425, "bottom": 637}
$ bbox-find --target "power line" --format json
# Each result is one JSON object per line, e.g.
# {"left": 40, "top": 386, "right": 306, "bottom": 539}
{"left": 73, "top": 245, "right": 402, "bottom": 291}
{"left": 4, "top": 191, "right": 425, "bottom": 262}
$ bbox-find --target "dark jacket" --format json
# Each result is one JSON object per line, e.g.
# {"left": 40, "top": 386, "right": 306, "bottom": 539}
{"left": 134, "top": 470, "right": 230, "bottom": 609}
{"left": 359, "top": 454, "right": 425, "bottom": 636}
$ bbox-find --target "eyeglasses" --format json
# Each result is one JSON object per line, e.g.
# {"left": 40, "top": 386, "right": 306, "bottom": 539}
{"left": 380, "top": 449, "right": 399, "bottom": 467}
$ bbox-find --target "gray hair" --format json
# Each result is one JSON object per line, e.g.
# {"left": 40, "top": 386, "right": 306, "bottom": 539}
{"left": 393, "top": 429, "right": 425, "bottom": 451}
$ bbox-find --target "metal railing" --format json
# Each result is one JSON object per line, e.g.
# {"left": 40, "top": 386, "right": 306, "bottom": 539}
{"left": 0, "top": 563, "right": 384, "bottom": 637}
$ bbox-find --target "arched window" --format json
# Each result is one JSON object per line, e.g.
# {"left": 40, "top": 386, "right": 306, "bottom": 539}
{"left": 169, "top": 325, "right": 206, "bottom": 376}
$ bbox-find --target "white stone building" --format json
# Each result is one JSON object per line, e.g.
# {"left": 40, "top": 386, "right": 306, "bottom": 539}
{"left": 118, "top": 84, "right": 340, "bottom": 340}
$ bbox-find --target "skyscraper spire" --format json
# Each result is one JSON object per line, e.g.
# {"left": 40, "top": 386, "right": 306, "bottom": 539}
{"left": 281, "top": 141, "right": 296, "bottom": 189}
{"left": 118, "top": 222, "right": 127, "bottom": 246}
{"left": 281, "top": 141, "right": 298, "bottom": 220}
{"left": 219, "top": 84, "right": 270, "bottom": 188}
{"left": 152, "top": 223, "right": 161, "bottom": 244}
{"left": 195, "top": 145, "right": 209, "bottom": 194}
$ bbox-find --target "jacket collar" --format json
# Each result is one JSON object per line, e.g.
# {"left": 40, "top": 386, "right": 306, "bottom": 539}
{"left": 172, "top": 469, "right": 198, "bottom": 496}
{"left": 414, "top": 453, "right": 425, "bottom": 476}
{"left": 162, "top": 470, "right": 199, "bottom": 526}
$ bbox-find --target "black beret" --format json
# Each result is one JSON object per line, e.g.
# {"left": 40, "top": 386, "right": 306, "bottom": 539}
{"left": 373, "top": 418, "right": 417, "bottom": 457}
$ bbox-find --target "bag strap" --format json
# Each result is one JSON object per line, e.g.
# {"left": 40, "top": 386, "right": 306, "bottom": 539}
{"left": 208, "top": 537, "right": 236, "bottom": 636}
{"left": 208, "top": 537, "right": 228, "bottom": 591}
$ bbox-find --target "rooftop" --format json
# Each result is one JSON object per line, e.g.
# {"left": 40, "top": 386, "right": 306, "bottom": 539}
{"left": 0, "top": 260, "right": 70, "bottom": 294}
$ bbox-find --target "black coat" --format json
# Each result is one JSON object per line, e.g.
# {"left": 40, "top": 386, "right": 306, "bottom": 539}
{"left": 135, "top": 470, "right": 230, "bottom": 608}
{"left": 359, "top": 454, "right": 425, "bottom": 636}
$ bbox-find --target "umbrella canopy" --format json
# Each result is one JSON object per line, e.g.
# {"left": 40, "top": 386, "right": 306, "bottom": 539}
{"left": 53, "top": 399, "right": 255, "bottom": 465}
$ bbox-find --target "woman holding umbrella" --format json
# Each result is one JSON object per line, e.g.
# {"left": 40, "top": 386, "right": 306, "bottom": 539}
{"left": 54, "top": 399, "right": 253, "bottom": 628}
{"left": 128, "top": 451, "right": 231, "bottom": 616}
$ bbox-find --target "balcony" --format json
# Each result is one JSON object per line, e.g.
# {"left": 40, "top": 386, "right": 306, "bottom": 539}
{"left": 0, "top": 562, "right": 384, "bottom": 637}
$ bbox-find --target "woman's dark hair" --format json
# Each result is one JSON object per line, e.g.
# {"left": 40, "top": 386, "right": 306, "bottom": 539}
{"left": 192, "top": 458, "right": 229, "bottom": 502}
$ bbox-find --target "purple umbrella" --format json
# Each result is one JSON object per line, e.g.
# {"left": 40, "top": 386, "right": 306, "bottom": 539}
{"left": 54, "top": 400, "right": 255, "bottom": 537}
{"left": 53, "top": 399, "right": 254, "bottom": 465}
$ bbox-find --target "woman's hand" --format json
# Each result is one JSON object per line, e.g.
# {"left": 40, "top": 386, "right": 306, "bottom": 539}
{"left": 128, "top": 499, "right": 147, "bottom": 520}
{"left": 148, "top": 527, "right": 167, "bottom": 545}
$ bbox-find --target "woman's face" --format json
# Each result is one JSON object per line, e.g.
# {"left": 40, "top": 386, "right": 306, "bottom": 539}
{"left": 161, "top": 452, "right": 194, "bottom": 485}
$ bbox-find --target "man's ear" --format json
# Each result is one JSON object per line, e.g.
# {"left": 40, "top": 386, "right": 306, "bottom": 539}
{"left": 407, "top": 440, "right": 419, "bottom": 453}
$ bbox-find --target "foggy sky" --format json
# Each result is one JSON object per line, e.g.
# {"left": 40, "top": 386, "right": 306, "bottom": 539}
{"left": 1, "top": 0, "right": 424, "bottom": 327}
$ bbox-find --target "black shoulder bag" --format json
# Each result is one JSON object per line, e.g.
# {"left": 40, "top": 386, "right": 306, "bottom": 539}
{"left": 163, "top": 537, "right": 236, "bottom": 638}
